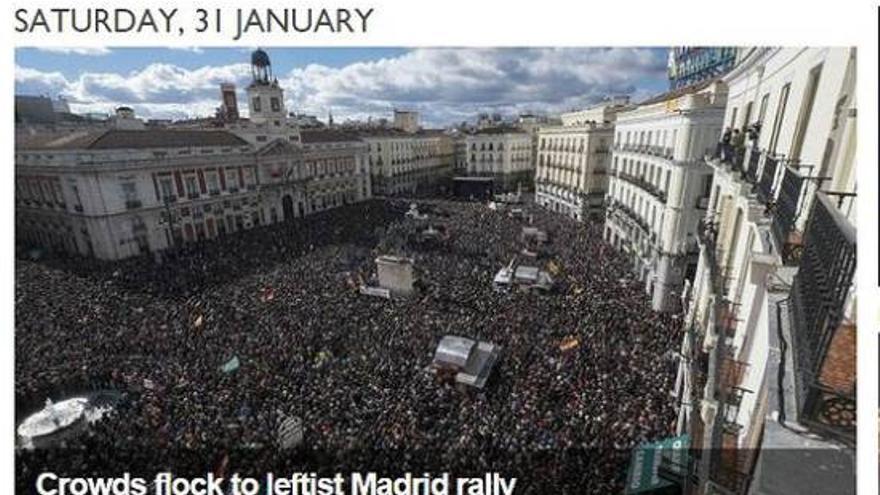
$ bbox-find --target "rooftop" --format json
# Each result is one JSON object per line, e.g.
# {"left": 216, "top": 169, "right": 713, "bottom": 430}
{"left": 637, "top": 78, "right": 719, "bottom": 107}
{"left": 354, "top": 128, "right": 447, "bottom": 138}
{"left": 17, "top": 129, "right": 249, "bottom": 151}
{"left": 471, "top": 126, "right": 527, "bottom": 135}
{"left": 299, "top": 129, "right": 364, "bottom": 144}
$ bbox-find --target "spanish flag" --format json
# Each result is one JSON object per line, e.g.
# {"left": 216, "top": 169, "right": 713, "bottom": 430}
{"left": 559, "top": 336, "right": 580, "bottom": 352}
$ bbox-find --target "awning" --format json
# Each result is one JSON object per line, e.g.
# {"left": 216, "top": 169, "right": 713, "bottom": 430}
{"left": 625, "top": 435, "right": 690, "bottom": 494}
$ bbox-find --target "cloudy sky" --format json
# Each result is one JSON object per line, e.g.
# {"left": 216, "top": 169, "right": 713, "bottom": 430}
{"left": 16, "top": 47, "right": 670, "bottom": 127}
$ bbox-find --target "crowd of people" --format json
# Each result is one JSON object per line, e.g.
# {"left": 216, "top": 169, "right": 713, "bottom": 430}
{"left": 16, "top": 198, "right": 683, "bottom": 493}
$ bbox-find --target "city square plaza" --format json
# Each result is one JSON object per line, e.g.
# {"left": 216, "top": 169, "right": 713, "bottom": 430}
{"left": 15, "top": 198, "right": 681, "bottom": 492}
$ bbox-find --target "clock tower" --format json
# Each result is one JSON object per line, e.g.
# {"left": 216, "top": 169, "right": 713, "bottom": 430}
{"left": 247, "top": 48, "right": 287, "bottom": 128}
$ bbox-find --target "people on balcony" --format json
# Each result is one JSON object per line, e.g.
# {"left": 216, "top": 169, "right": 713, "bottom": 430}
{"left": 732, "top": 129, "right": 745, "bottom": 152}
{"left": 720, "top": 127, "right": 733, "bottom": 162}
{"left": 746, "top": 122, "right": 762, "bottom": 148}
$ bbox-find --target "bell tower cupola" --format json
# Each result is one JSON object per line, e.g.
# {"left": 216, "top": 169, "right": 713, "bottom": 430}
{"left": 247, "top": 48, "right": 287, "bottom": 127}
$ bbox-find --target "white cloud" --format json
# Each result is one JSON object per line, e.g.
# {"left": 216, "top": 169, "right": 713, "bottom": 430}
{"left": 167, "top": 47, "right": 205, "bottom": 54}
{"left": 15, "top": 48, "right": 668, "bottom": 126}
{"left": 280, "top": 48, "right": 667, "bottom": 126}
{"left": 34, "top": 47, "right": 112, "bottom": 56}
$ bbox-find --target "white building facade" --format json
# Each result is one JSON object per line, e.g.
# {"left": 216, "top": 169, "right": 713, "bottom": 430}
{"left": 535, "top": 103, "right": 623, "bottom": 220}
{"left": 605, "top": 81, "right": 726, "bottom": 312}
{"left": 464, "top": 127, "right": 533, "bottom": 191}
{"left": 393, "top": 110, "right": 420, "bottom": 133}
{"left": 15, "top": 50, "right": 371, "bottom": 261}
{"left": 676, "top": 47, "right": 856, "bottom": 494}
{"left": 453, "top": 134, "right": 468, "bottom": 173}
{"left": 361, "top": 130, "right": 455, "bottom": 196}
{"left": 15, "top": 126, "right": 370, "bottom": 261}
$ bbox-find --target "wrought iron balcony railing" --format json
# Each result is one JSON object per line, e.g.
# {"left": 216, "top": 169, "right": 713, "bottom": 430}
{"left": 618, "top": 172, "right": 668, "bottom": 203}
{"left": 757, "top": 155, "right": 779, "bottom": 204}
{"left": 771, "top": 166, "right": 807, "bottom": 263}
{"left": 745, "top": 149, "right": 760, "bottom": 183}
{"left": 607, "top": 200, "right": 650, "bottom": 234}
{"left": 789, "top": 192, "right": 856, "bottom": 443}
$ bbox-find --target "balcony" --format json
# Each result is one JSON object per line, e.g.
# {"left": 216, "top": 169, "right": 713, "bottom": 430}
{"left": 618, "top": 172, "right": 668, "bottom": 203}
{"left": 616, "top": 143, "right": 675, "bottom": 161}
{"left": 789, "top": 192, "right": 856, "bottom": 444}
{"left": 696, "top": 218, "right": 728, "bottom": 297}
{"left": 608, "top": 199, "right": 650, "bottom": 234}
{"left": 756, "top": 155, "right": 779, "bottom": 204}
{"left": 770, "top": 166, "right": 807, "bottom": 264}
{"left": 688, "top": 327, "right": 710, "bottom": 404}
{"left": 708, "top": 142, "right": 746, "bottom": 171}
{"left": 745, "top": 149, "right": 760, "bottom": 183}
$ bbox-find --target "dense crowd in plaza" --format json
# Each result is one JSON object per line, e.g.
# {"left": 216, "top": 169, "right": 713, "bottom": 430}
{"left": 15, "top": 198, "right": 682, "bottom": 493}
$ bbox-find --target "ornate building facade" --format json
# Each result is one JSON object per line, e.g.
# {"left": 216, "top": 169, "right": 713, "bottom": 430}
{"left": 535, "top": 102, "right": 626, "bottom": 220}
{"left": 360, "top": 129, "right": 455, "bottom": 196}
{"left": 676, "top": 47, "right": 856, "bottom": 494}
{"left": 463, "top": 127, "right": 534, "bottom": 191}
{"left": 15, "top": 49, "right": 370, "bottom": 261}
{"left": 604, "top": 80, "right": 726, "bottom": 312}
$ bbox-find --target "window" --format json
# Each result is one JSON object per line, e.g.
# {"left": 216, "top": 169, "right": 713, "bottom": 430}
{"left": 121, "top": 181, "right": 138, "bottom": 201}
{"left": 40, "top": 181, "right": 52, "bottom": 202}
{"left": 252, "top": 97, "right": 262, "bottom": 113}
{"left": 758, "top": 93, "right": 770, "bottom": 125}
{"left": 243, "top": 168, "right": 256, "bottom": 186}
{"left": 206, "top": 172, "right": 220, "bottom": 194}
{"left": 741, "top": 101, "right": 753, "bottom": 133}
{"left": 51, "top": 181, "right": 63, "bottom": 203}
{"left": 729, "top": 107, "right": 738, "bottom": 129}
{"left": 159, "top": 178, "right": 174, "bottom": 200}
{"left": 271, "top": 97, "right": 281, "bottom": 112}
{"left": 185, "top": 176, "right": 198, "bottom": 197}
{"left": 768, "top": 83, "right": 791, "bottom": 155}
{"left": 702, "top": 174, "right": 712, "bottom": 197}
{"left": 789, "top": 64, "right": 823, "bottom": 164}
